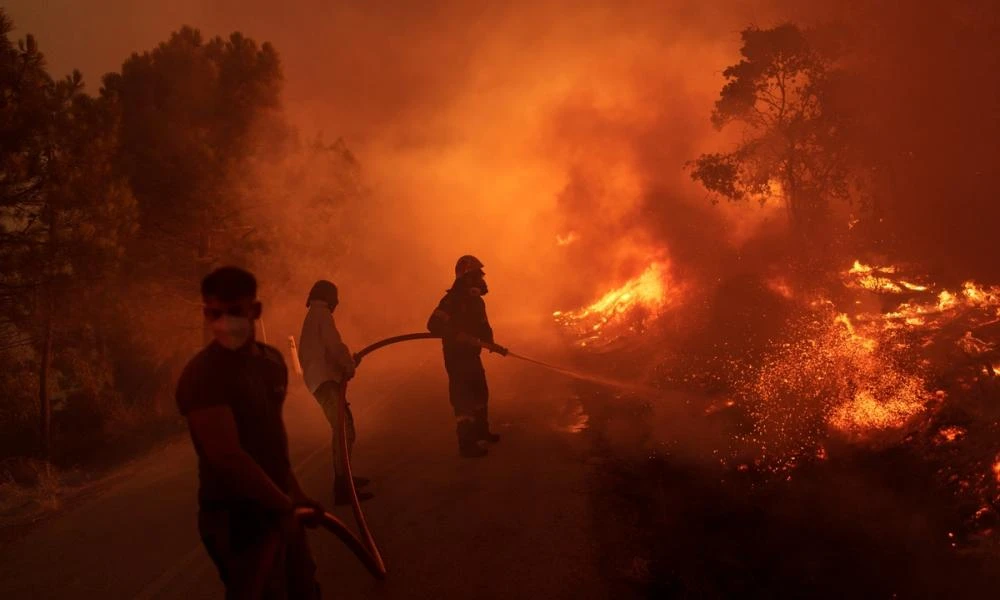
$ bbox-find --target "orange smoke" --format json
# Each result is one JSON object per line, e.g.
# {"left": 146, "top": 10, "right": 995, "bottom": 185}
{"left": 3, "top": 0, "right": 795, "bottom": 347}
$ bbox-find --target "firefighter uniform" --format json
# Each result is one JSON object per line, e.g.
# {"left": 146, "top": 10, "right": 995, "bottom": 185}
{"left": 427, "top": 256, "right": 504, "bottom": 456}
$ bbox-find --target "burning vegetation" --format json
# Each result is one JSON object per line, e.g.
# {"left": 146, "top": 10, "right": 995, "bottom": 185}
{"left": 553, "top": 262, "right": 676, "bottom": 348}
{"left": 556, "top": 256, "right": 1000, "bottom": 550}
{"left": 3, "top": 0, "right": 1000, "bottom": 595}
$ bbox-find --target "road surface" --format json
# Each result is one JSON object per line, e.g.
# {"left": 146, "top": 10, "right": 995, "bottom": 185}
{"left": 0, "top": 350, "right": 630, "bottom": 599}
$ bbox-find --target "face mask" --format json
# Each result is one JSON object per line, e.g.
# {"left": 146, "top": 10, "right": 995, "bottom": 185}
{"left": 462, "top": 273, "right": 488, "bottom": 296}
{"left": 211, "top": 315, "right": 253, "bottom": 350}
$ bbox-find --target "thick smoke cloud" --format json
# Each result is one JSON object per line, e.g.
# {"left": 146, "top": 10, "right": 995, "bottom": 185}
{"left": 842, "top": 0, "right": 1000, "bottom": 281}
{"left": 5, "top": 0, "right": 775, "bottom": 341}
{"left": 7, "top": 0, "right": 997, "bottom": 345}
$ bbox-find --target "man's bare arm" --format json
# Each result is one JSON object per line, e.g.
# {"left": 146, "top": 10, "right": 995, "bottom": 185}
{"left": 186, "top": 405, "right": 294, "bottom": 513}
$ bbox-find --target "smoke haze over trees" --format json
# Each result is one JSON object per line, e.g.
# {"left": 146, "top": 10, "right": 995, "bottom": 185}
{"left": 0, "top": 10, "right": 365, "bottom": 466}
{"left": 0, "top": 0, "right": 997, "bottom": 466}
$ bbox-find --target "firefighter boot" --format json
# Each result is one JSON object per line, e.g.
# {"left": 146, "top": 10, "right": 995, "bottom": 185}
{"left": 475, "top": 407, "right": 500, "bottom": 443}
{"left": 458, "top": 418, "right": 488, "bottom": 458}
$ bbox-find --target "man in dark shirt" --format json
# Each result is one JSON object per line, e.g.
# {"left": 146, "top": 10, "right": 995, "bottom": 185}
{"left": 427, "top": 255, "right": 508, "bottom": 458}
{"left": 176, "top": 267, "right": 322, "bottom": 599}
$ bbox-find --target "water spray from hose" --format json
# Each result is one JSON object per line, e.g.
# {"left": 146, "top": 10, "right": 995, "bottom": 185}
{"left": 351, "top": 333, "right": 661, "bottom": 395}
{"left": 504, "top": 350, "right": 661, "bottom": 397}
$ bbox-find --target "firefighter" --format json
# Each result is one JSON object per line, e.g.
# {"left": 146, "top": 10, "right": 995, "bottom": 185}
{"left": 176, "top": 267, "right": 322, "bottom": 598}
{"left": 427, "top": 255, "right": 508, "bottom": 458}
{"left": 298, "top": 280, "right": 374, "bottom": 505}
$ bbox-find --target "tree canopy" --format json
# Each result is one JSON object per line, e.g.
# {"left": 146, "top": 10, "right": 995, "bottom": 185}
{"left": 690, "top": 24, "right": 853, "bottom": 233}
{"left": 0, "top": 11, "right": 363, "bottom": 463}
{"left": 1, "top": 9, "right": 137, "bottom": 458}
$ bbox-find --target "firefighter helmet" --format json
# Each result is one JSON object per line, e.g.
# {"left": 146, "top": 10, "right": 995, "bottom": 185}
{"left": 306, "top": 280, "right": 338, "bottom": 307}
{"left": 454, "top": 255, "right": 484, "bottom": 278}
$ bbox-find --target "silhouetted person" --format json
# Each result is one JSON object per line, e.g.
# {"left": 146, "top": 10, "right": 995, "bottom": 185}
{"left": 298, "top": 280, "right": 373, "bottom": 505}
{"left": 427, "top": 255, "right": 508, "bottom": 457}
{"left": 176, "top": 267, "right": 322, "bottom": 599}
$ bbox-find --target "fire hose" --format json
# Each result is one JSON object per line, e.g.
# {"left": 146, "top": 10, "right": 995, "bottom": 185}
{"left": 291, "top": 333, "right": 443, "bottom": 581}
{"left": 293, "top": 331, "right": 645, "bottom": 580}
{"left": 294, "top": 373, "right": 394, "bottom": 580}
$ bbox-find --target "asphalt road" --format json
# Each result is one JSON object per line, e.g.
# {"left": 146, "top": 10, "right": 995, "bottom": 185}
{"left": 0, "top": 352, "right": 627, "bottom": 599}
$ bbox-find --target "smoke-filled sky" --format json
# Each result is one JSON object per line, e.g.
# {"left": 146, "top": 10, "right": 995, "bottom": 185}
{"left": 7, "top": 1, "right": 785, "bottom": 141}
{"left": 8, "top": 1, "right": 998, "bottom": 344}
{"left": 6, "top": 2, "right": 784, "bottom": 331}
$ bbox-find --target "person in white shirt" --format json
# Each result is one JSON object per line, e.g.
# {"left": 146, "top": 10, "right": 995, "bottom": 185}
{"left": 298, "top": 280, "right": 373, "bottom": 505}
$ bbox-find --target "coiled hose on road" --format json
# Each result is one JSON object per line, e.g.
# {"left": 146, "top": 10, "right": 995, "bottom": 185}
{"left": 301, "top": 333, "right": 442, "bottom": 580}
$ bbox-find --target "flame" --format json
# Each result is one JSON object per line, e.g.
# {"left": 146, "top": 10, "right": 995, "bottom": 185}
{"left": 558, "top": 254, "right": 1000, "bottom": 518}
{"left": 961, "top": 281, "right": 1000, "bottom": 306}
{"left": 849, "top": 260, "right": 905, "bottom": 293}
{"left": 935, "top": 426, "right": 966, "bottom": 444}
{"left": 833, "top": 313, "right": 877, "bottom": 352}
{"left": 765, "top": 259, "right": 1000, "bottom": 445}
{"left": 846, "top": 260, "right": 932, "bottom": 295}
{"left": 742, "top": 258, "right": 1000, "bottom": 460}
{"left": 829, "top": 387, "right": 927, "bottom": 435}
{"left": 937, "top": 290, "right": 957, "bottom": 311}
{"left": 846, "top": 260, "right": 1000, "bottom": 344}
{"left": 748, "top": 305, "right": 930, "bottom": 457}
{"left": 554, "top": 261, "right": 674, "bottom": 347}
{"left": 806, "top": 262, "right": 1000, "bottom": 439}
{"left": 555, "top": 254, "right": 1000, "bottom": 540}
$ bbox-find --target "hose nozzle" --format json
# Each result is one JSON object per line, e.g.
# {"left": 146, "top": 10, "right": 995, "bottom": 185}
{"left": 481, "top": 341, "right": 509, "bottom": 356}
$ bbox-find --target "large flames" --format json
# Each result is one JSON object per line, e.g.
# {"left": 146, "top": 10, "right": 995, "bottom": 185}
{"left": 556, "top": 257, "right": 1000, "bottom": 541}
{"left": 553, "top": 262, "right": 675, "bottom": 347}
{"left": 751, "top": 261, "right": 1000, "bottom": 448}
{"left": 744, "top": 300, "right": 932, "bottom": 466}
{"left": 847, "top": 261, "right": 1000, "bottom": 335}
{"left": 848, "top": 260, "right": 928, "bottom": 294}
{"left": 556, "top": 261, "right": 1000, "bottom": 441}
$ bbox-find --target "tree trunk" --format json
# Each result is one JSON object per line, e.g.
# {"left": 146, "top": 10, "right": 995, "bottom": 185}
{"left": 38, "top": 205, "right": 57, "bottom": 463}
{"left": 38, "top": 304, "right": 53, "bottom": 463}
{"left": 784, "top": 140, "right": 801, "bottom": 231}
